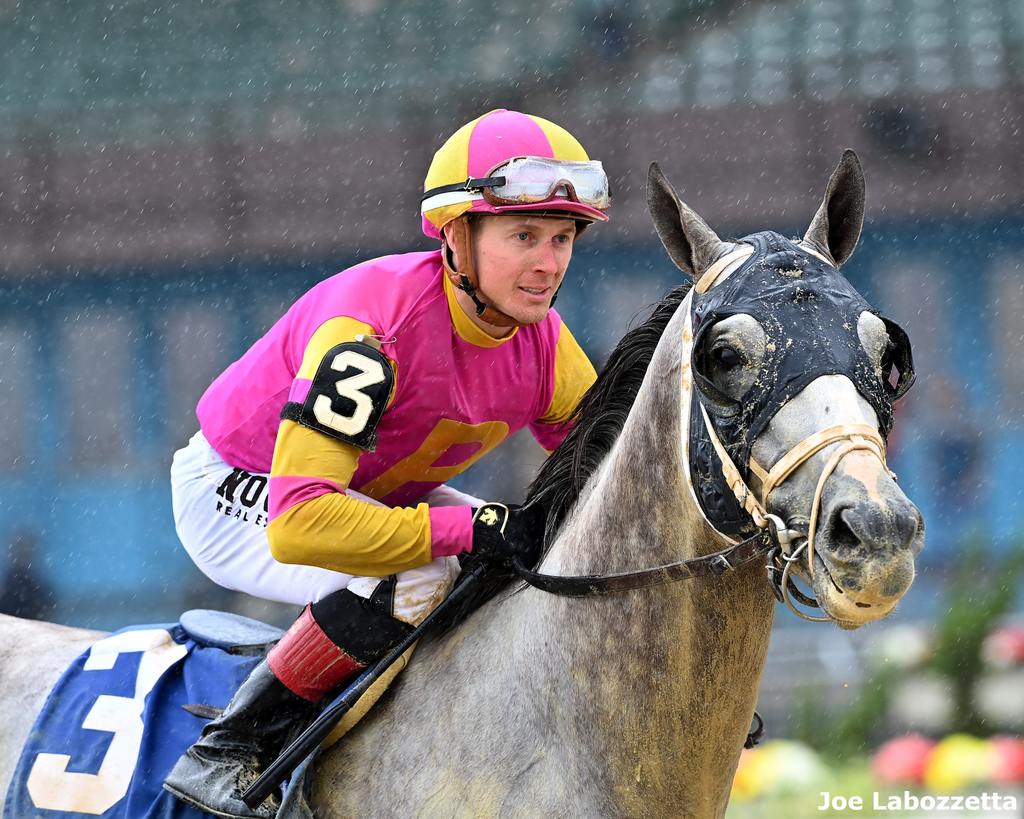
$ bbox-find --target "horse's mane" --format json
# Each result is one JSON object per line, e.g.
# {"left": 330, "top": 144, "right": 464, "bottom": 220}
{"left": 429, "top": 281, "right": 691, "bottom": 636}
{"left": 526, "top": 281, "right": 693, "bottom": 544}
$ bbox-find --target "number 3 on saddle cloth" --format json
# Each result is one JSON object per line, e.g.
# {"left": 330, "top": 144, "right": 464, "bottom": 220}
{"left": 4, "top": 611, "right": 317, "bottom": 819}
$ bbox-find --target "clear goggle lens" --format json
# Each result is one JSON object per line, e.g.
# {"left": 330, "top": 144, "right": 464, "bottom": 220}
{"left": 483, "top": 157, "right": 611, "bottom": 209}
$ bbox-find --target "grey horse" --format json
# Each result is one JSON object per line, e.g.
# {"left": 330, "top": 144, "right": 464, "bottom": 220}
{"left": 0, "top": 152, "right": 922, "bottom": 818}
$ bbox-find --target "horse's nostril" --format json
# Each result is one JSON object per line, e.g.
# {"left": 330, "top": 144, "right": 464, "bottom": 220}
{"left": 825, "top": 499, "right": 923, "bottom": 559}
{"left": 829, "top": 508, "right": 861, "bottom": 553}
{"left": 855, "top": 602, "right": 872, "bottom": 608}
{"left": 894, "top": 503, "right": 924, "bottom": 554}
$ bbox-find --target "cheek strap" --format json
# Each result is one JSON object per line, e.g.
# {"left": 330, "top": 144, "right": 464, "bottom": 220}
{"left": 441, "top": 216, "right": 519, "bottom": 328}
{"left": 700, "top": 404, "right": 890, "bottom": 580}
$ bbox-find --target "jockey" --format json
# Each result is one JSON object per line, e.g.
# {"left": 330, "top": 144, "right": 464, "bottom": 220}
{"left": 163, "top": 109, "right": 611, "bottom": 817}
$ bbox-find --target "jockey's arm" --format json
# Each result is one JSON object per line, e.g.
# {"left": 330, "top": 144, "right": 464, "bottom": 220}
{"left": 529, "top": 321, "right": 597, "bottom": 453}
{"left": 266, "top": 422, "right": 470, "bottom": 576}
{"left": 266, "top": 317, "right": 472, "bottom": 577}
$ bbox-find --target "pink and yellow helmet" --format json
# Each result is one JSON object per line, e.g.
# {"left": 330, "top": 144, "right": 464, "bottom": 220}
{"left": 421, "top": 109, "right": 610, "bottom": 239}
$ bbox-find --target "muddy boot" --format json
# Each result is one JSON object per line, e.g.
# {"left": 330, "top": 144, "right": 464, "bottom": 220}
{"left": 163, "top": 659, "right": 317, "bottom": 818}
{"left": 164, "top": 590, "right": 412, "bottom": 818}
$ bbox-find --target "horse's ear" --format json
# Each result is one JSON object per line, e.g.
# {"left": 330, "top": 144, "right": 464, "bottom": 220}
{"left": 647, "top": 162, "right": 729, "bottom": 279}
{"left": 803, "top": 149, "right": 865, "bottom": 267}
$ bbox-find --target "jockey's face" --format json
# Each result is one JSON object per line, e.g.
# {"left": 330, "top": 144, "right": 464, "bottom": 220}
{"left": 450, "top": 213, "right": 576, "bottom": 337}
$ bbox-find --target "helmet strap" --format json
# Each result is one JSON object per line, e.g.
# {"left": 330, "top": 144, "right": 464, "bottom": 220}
{"left": 441, "top": 216, "right": 519, "bottom": 328}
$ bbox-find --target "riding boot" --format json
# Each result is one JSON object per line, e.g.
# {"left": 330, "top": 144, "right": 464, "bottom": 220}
{"left": 163, "top": 658, "right": 317, "bottom": 818}
{"left": 163, "top": 587, "right": 413, "bottom": 819}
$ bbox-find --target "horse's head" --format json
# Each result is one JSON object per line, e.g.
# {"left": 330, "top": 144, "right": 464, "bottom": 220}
{"left": 648, "top": 151, "right": 923, "bottom": 629}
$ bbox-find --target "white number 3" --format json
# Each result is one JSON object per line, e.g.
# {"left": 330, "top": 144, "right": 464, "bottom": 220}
{"left": 26, "top": 629, "right": 187, "bottom": 814}
{"left": 312, "top": 349, "right": 387, "bottom": 436}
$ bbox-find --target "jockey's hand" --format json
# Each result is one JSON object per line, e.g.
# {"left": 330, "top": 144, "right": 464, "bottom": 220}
{"left": 428, "top": 502, "right": 547, "bottom": 636}
{"left": 466, "top": 502, "right": 546, "bottom": 575}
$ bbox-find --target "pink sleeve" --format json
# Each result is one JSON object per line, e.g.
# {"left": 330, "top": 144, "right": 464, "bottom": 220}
{"left": 268, "top": 475, "right": 348, "bottom": 521}
{"left": 528, "top": 417, "right": 577, "bottom": 453}
{"left": 428, "top": 505, "right": 474, "bottom": 558}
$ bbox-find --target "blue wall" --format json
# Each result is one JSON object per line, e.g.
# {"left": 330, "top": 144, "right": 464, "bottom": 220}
{"left": 1, "top": 214, "right": 1021, "bottom": 626}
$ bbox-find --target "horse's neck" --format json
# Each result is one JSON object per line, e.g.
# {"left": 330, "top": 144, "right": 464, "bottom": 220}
{"left": 316, "top": 308, "right": 775, "bottom": 817}
{"left": 519, "top": 317, "right": 776, "bottom": 816}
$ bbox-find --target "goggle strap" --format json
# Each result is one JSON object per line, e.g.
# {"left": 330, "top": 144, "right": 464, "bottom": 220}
{"left": 422, "top": 176, "right": 506, "bottom": 203}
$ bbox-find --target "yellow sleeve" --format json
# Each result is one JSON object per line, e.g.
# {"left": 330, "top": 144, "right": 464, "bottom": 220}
{"left": 266, "top": 316, "right": 435, "bottom": 576}
{"left": 267, "top": 422, "right": 435, "bottom": 576}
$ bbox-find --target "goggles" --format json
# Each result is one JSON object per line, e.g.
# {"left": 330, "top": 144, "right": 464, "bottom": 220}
{"left": 421, "top": 156, "right": 611, "bottom": 213}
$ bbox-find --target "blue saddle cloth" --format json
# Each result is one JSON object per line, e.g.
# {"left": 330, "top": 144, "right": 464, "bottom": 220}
{"left": 3, "top": 611, "right": 313, "bottom": 819}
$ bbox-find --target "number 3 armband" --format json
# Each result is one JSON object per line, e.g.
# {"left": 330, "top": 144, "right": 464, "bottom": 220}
{"left": 282, "top": 340, "right": 396, "bottom": 451}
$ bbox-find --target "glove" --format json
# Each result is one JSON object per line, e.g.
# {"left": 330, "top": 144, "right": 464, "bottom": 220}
{"left": 428, "top": 502, "right": 547, "bottom": 637}
{"left": 465, "top": 502, "right": 546, "bottom": 575}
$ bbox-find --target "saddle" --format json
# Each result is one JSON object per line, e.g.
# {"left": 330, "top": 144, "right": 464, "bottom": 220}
{"left": 3, "top": 611, "right": 326, "bottom": 819}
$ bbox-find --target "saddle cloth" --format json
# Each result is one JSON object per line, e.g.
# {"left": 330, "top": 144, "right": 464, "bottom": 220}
{"left": 3, "top": 610, "right": 314, "bottom": 819}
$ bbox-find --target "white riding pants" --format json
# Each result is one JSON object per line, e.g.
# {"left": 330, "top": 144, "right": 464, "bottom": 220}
{"left": 170, "top": 431, "right": 481, "bottom": 626}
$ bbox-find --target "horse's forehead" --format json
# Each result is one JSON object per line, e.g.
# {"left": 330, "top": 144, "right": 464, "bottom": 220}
{"left": 738, "top": 258, "right": 867, "bottom": 318}
{"left": 772, "top": 375, "right": 875, "bottom": 435}
{"left": 694, "top": 237, "right": 872, "bottom": 329}
{"left": 687, "top": 231, "right": 898, "bottom": 456}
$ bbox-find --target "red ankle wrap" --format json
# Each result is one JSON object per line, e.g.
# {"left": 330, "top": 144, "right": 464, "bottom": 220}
{"left": 267, "top": 606, "right": 366, "bottom": 702}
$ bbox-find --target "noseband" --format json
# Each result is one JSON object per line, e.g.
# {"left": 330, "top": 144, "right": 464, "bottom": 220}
{"left": 698, "top": 399, "right": 892, "bottom": 621}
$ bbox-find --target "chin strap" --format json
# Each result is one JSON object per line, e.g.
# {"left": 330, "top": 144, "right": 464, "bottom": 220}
{"left": 441, "top": 216, "right": 519, "bottom": 328}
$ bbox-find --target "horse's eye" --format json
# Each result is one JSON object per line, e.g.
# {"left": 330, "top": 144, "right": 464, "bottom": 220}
{"left": 713, "top": 345, "right": 743, "bottom": 371}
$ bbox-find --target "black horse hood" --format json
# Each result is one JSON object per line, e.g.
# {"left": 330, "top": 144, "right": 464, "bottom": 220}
{"left": 687, "top": 231, "right": 914, "bottom": 538}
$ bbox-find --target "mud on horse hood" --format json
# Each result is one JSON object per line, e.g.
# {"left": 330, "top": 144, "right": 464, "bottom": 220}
{"left": 687, "top": 231, "right": 915, "bottom": 540}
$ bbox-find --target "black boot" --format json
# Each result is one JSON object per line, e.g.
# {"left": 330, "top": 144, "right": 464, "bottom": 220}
{"left": 163, "top": 660, "right": 319, "bottom": 819}
{"left": 164, "top": 592, "right": 413, "bottom": 818}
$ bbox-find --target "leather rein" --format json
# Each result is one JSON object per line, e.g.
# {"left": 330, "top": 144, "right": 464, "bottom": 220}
{"left": 515, "top": 527, "right": 776, "bottom": 597}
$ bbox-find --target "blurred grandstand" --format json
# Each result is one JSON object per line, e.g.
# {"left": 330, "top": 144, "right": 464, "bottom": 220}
{"left": 0, "top": 0, "right": 1021, "bottom": 637}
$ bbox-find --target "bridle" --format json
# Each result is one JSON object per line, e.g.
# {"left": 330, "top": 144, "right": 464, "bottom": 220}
{"left": 514, "top": 423, "right": 890, "bottom": 621}
{"left": 514, "top": 245, "right": 896, "bottom": 624}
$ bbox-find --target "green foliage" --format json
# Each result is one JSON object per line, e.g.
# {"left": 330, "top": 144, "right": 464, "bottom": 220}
{"left": 788, "top": 684, "right": 829, "bottom": 750}
{"left": 827, "top": 666, "right": 899, "bottom": 760}
{"left": 786, "top": 543, "right": 1024, "bottom": 758}
{"left": 790, "top": 667, "right": 899, "bottom": 764}
{"left": 929, "top": 542, "right": 1024, "bottom": 734}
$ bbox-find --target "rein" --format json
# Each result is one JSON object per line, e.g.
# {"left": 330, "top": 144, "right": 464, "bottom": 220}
{"left": 515, "top": 409, "right": 890, "bottom": 613}
{"left": 514, "top": 529, "right": 775, "bottom": 597}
